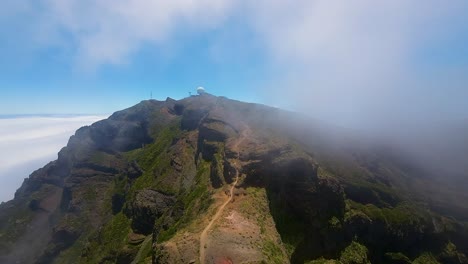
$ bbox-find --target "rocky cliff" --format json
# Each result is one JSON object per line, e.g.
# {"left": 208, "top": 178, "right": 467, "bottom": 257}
{"left": 0, "top": 94, "right": 467, "bottom": 264}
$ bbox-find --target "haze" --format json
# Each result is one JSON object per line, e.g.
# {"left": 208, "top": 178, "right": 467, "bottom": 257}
{"left": 1, "top": 1, "right": 467, "bottom": 200}
{"left": 0, "top": 116, "right": 105, "bottom": 202}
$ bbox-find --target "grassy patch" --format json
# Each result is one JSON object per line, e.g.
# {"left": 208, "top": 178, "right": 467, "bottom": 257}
{"left": 263, "top": 239, "right": 286, "bottom": 264}
{"left": 240, "top": 188, "right": 269, "bottom": 233}
{"left": 80, "top": 212, "right": 132, "bottom": 263}
{"left": 126, "top": 120, "right": 181, "bottom": 168}
{"left": 346, "top": 200, "right": 431, "bottom": 229}
{"left": 54, "top": 235, "right": 90, "bottom": 264}
{"left": 305, "top": 258, "right": 338, "bottom": 264}
{"left": 412, "top": 252, "right": 440, "bottom": 264}
{"left": 339, "top": 241, "right": 370, "bottom": 264}
{"left": 125, "top": 121, "right": 182, "bottom": 194}
{"left": 157, "top": 161, "right": 212, "bottom": 243}
{"left": 238, "top": 187, "right": 288, "bottom": 262}
{"left": 267, "top": 190, "right": 306, "bottom": 257}
{"left": 88, "top": 151, "right": 115, "bottom": 166}
{"left": 385, "top": 252, "right": 411, "bottom": 263}
{"left": 132, "top": 235, "right": 153, "bottom": 264}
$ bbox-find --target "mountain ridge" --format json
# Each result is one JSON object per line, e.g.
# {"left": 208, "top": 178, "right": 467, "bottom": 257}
{"left": 1, "top": 94, "right": 467, "bottom": 263}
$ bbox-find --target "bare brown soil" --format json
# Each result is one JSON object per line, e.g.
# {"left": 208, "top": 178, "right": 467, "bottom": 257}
{"left": 199, "top": 125, "right": 250, "bottom": 263}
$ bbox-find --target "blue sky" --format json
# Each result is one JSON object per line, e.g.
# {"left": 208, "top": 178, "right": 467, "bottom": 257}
{"left": 0, "top": 1, "right": 270, "bottom": 114}
{"left": 1, "top": 0, "right": 468, "bottom": 128}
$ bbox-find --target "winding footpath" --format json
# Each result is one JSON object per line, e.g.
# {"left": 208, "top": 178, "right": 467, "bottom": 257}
{"left": 199, "top": 126, "right": 250, "bottom": 264}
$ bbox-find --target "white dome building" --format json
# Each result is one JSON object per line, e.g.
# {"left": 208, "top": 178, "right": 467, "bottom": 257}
{"left": 197, "top": 86, "right": 206, "bottom": 95}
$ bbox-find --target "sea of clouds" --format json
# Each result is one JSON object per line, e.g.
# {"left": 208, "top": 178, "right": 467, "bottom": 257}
{"left": 0, "top": 115, "right": 106, "bottom": 202}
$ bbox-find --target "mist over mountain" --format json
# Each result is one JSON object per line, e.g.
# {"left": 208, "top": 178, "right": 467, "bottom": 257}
{"left": 0, "top": 94, "right": 467, "bottom": 264}
{"left": 0, "top": 115, "right": 106, "bottom": 202}
{"left": 2, "top": 1, "right": 467, "bottom": 263}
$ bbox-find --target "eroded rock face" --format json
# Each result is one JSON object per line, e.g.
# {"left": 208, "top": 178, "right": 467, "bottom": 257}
{"left": 181, "top": 108, "right": 208, "bottom": 130}
{"left": 199, "top": 118, "right": 237, "bottom": 143}
{"left": 1, "top": 95, "right": 468, "bottom": 264}
{"left": 14, "top": 161, "right": 65, "bottom": 199}
{"left": 126, "top": 161, "right": 143, "bottom": 179}
{"left": 242, "top": 153, "right": 347, "bottom": 262}
{"left": 126, "top": 189, "right": 176, "bottom": 235}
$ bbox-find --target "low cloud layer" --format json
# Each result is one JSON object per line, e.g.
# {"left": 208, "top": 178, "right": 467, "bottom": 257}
{"left": 0, "top": 116, "right": 105, "bottom": 202}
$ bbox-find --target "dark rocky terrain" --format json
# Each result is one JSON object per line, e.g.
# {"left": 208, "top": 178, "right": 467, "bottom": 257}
{"left": 0, "top": 94, "right": 467, "bottom": 263}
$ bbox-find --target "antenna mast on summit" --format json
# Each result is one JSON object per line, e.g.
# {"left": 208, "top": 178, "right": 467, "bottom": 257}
{"left": 150, "top": 91, "right": 153, "bottom": 100}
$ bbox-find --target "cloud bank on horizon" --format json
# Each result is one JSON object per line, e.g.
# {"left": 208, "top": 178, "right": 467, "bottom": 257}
{"left": 1, "top": 0, "right": 467, "bottom": 129}
{"left": 0, "top": 116, "right": 105, "bottom": 202}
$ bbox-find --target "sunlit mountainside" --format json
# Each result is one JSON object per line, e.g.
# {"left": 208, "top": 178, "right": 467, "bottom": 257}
{"left": 1, "top": 94, "right": 467, "bottom": 263}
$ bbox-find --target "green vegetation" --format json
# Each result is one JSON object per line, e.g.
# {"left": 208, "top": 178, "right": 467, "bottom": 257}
{"left": 305, "top": 258, "right": 338, "bottom": 264}
{"left": 317, "top": 152, "right": 404, "bottom": 208}
{"left": 339, "top": 241, "right": 370, "bottom": 264}
{"left": 54, "top": 235, "right": 89, "bottom": 263}
{"left": 346, "top": 200, "right": 431, "bottom": 230}
{"left": 328, "top": 216, "right": 342, "bottom": 229}
{"left": 80, "top": 212, "right": 132, "bottom": 263}
{"left": 88, "top": 151, "right": 116, "bottom": 166}
{"left": 3, "top": 96, "right": 468, "bottom": 263}
{"left": 211, "top": 150, "right": 226, "bottom": 186}
{"left": 0, "top": 202, "right": 33, "bottom": 254}
{"left": 157, "top": 161, "right": 212, "bottom": 243}
{"left": 239, "top": 187, "right": 288, "bottom": 263}
{"left": 132, "top": 235, "right": 153, "bottom": 263}
{"left": 58, "top": 122, "right": 186, "bottom": 262}
{"left": 241, "top": 188, "right": 270, "bottom": 235}
{"left": 263, "top": 239, "right": 286, "bottom": 264}
{"left": 412, "top": 252, "right": 440, "bottom": 264}
{"left": 304, "top": 242, "right": 371, "bottom": 264}
{"left": 385, "top": 252, "right": 411, "bottom": 263}
{"left": 267, "top": 191, "right": 306, "bottom": 257}
{"left": 126, "top": 121, "right": 182, "bottom": 193}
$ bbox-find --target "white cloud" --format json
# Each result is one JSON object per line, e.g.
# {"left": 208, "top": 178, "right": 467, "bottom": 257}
{"left": 35, "top": 0, "right": 235, "bottom": 70}
{"left": 0, "top": 116, "right": 105, "bottom": 202}
{"left": 244, "top": 0, "right": 468, "bottom": 128}
{"left": 3, "top": 0, "right": 467, "bottom": 127}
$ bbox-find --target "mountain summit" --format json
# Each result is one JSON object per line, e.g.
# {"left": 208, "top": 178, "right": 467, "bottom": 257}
{"left": 1, "top": 94, "right": 467, "bottom": 263}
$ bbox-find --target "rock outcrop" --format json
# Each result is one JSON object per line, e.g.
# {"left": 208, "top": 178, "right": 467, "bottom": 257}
{"left": 0, "top": 94, "right": 467, "bottom": 264}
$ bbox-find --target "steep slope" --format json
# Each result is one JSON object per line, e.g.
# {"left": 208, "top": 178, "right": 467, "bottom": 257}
{"left": 0, "top": 94, "right": 467, "bottom": 264}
